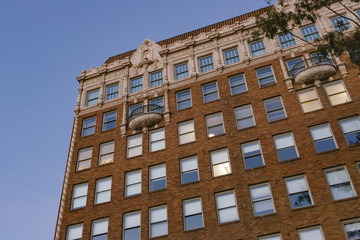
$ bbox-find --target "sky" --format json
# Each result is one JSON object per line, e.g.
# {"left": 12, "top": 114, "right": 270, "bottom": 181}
{"left": 0, "top": 1, "right": 270, "bottom": 239}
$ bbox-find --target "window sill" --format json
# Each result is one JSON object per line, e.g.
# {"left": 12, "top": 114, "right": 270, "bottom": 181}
{"left": 259, "top": 82, "right": 277, "bottom": 89}
{"left": 302, "top": 108, "right": 324, "bottom": 115}
{"left": 94, "top": 201, "right": 111, "bottom": 207}
{"left": 184, "top": 227, "right": 205, "bottom": 233}
{"left": 317, "top": 148, "right": 339, "bottom": 155}
{"left": 97, "top": 161, "right": 114, "bottom": 168}
{"left": 279, "top": 157, "right": 300, "bottom": 164}
{"left": 176, "top": 106, "right": 193, "bottom": 112}
{"left": 104, "top": 97, "right": 120, "bottom": 103}
{"left": 80, "top": 133, "right": 95, "bottom": 139}
{"left": 198, "top": 68, "right": 217, "bottom": 76}
{"left": 124, "top": 194, "right": 142, "bottom": 200}
{"left": 231, "top": 90, "right": 249, "bottom": 97}
{"left": 181, "top": 180, "right": 200, "bottom": 187}
{"left": 203, "top": 98, "right": 221, "bottom": 105}
{"left": 237, "top": 125, "right": 257, "bottom": 132}
{"left": 347, "top": 143, "right": 360, "bottom": 148}
{"left": 218, "top": 219, "right": 240, "bottom": 227}
{"left": 126, "top": 154, "right": 143, "bottom": 160}
{"left": 148, "top": 148, "right": 166, "bottom": 155}
{"left": 149, "top": 188, "right": 167, "bottom": 194}
{"left": 245, "top": 165, "right": 266, "bottom": 172}
{"left": 69, "top": 206, "right": 86, "bottom": 212}
{"left": 75, "top": 167, "right": 91, "bottom": 173}
{"left": 101, "top": 127, "right": 116, "bottom": 133}
{"left": 268, "top": 117, "right": 288, "bottom": 124}
{"left": 254, "top": 212, "right": 277, "bottom": 219}
{"left": 212, "top": 173, "right": 233, "bottom": 180}
{"left": 333, "top": 196, "right": 359, "bottom": 203}
{"left": 331, "top": 101, "right": 353, "bottom": 108}
{"left": 207, "top": 133, "right": 226, "bottom": 140}
{"left": 178, "top": 140, "right": 196, "bottom": 147}
{"left": 290, "top": 204, "right": 316, "bottom": 212}
{"left": 149, "top": 234, "right": 168, "bottom": 240}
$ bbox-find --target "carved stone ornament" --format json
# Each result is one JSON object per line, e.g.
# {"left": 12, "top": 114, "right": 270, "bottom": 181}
{"left": 130, "top": 39, "right": 163, "bottom": 70}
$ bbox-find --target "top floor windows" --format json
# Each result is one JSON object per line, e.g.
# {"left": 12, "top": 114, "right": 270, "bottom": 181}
{"left": 150, "top": 71, "right": 163, "bottom": 87}
{"left": 223, "top": 48, "right": 240, "bottom": 65}
{"left": 301, "top": 24, "right": 320, "bottom": 41}
{"left": 250, "top": 40, "right": 266, "bottom": 57}
{"left": 199, "top": 55, "right": 214, "bottom": 72}
{"left": 175, "top": 62, "right": 189, "bottom": 80}
{"left": 256, "top": 66, "right": 276, "bottom": 87}
{"left": 130, "top": 76, "right": 143, "bottom": 93}
{"left": 106, "top": 84, "right": 118, "bottom": 100}
{"left": 278, "top": 32, "right": 296, "bottom": 48}
{"left": 202, "top": 82, "right": 219, "bottom": 103}
{"left": 87, "top": 89, "right": 99, "bottom": 106}
{"left": 331, "top": 15, "right": 352, "bottom": 31}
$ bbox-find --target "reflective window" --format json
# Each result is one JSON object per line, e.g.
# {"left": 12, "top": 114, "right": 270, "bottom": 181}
{"left": 325, "top": 166, "right": 356, "bottom": 200}
{"left": 82, "top": 116, "right": 96, "bottom": 137}
{"left": 298, "top": 226, "right": 325, "bottom": 240}
{"left": 264, "top": 97, "right": 286, "bottom": 122}
{"left": 250, "top": 40, "right": 266, "bottom": 57}
{"left": 215, "top": 191, "right": 239, "bottom": 223}
{"left": 256, "top": 66, "right": 276, "bottom": 87}
{"left": 228, "top": 74, "right": 247, "bottom": 95}
{"left": 234, "top": 104, "right": 255, "bottom": 130}
{"left": 224, "top": 48, "right": 240, "bottom": 65}
{"left": 241, "top": 141, "right": 264, "bottom": 170}
{"left": 77, "top": 147, "right": 92, "bottom": 171}
{"left": 202, "top": 81, "right": 219, "bottom": 103}
{"left": 106, "top": 84, "right": 118, "bottom": 100}
{"left": 175, "top": 63, "right": 189, "bottom": 80}
{"left": 273, "top": 132, "right": 299, "bottom": 161}
{"left": 123, "top": 211, "right": 141, "bottom": 240}
{"left": 180, "top": 156, "right": 199, "bottom": 184}
{"left": 210, "top": 148, "right": 231, "bottom": 177}
{"left": 103, "top": 111, "right": 116, "bottom": 131}
{"left": 149, "top": 205, "right": 168, "bottom": 238}
{"left": 301, "top": 24, "right": 320, "bottom": 41}
{"left": 95, "top": 177, "right": 112, "bottom": 204}
{"left": 309, "top": 123, "right": 337, "bottom": 153}
{"left": 323, "top": 80, "right": 351, "bottom": 105}
{"left": 149, "top": 164, "right": 166, "bottom": 191}
{"left": 249, "top": 183, "right": 275, "bottom": 216}
{"left": 149, "top": 128, "right": 165, "bottom": 152}
{"left": 127, "top": 134, "right": 142, "bottom": 158}
{"left": 287, "top": 57, "right": 305, "bottom": 77}
{"left": 199, "top": 55, "right": 214, "bottom": 72}
{"left": 129, "top": 103, "right": 143, "bottom": 117}
{"left": 178, "top": 120, "right": 195, "bottom": 145}
{"left": 297, "top": 88, "right": 322, "bottom": 113}
{"left": 285, "top": 175, "right": 313, "bottom": 208}
{"left": 205, "top": 112, "right": 225, "bottom": 137}
{"left": 331, "top": 15, "right": 352, "bottom": 31}
{"left": 176, "top": 89, "right": 192, "bottom": 110}
{"left": 91, "top": 218, "right": 108, "bottom": 240}
{"left": 342, "top": 219, "right": 360, "bottom": 240}
{"left": 125, "top": 170, "right": 142, "bottom": 197}
{"left": 149, "top": 97, "right": 164, "bottom": 114}
{"left": 130, "top": 76, "right": 143, "bottom": 93}
{"left": 339, "top": 116, "right": 360, "bottom": 146}
{"left": 278, "top": 32, "right": 296, "bottom": 48}
{"left": 150, "top": 71, "right": 163, "bottom": 87}
{"left": 87, "top": 89, "right": 99, "bottom": 106}
{"left": 183, "top": 198, "right": 204, "bottom": 230}
{"left": 71, "top": 182, "right": 88, "bottom": 209}
{"left": 66, "top": 223, "right": 83, "bottom": 240}
{"left": 99, "top": 141, "right": 114, "bottom": 165}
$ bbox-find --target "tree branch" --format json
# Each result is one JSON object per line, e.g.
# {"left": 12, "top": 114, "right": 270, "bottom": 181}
{"left": 289, "top": 32, "right": 318, "bottom": 48}
{"left": 325, "top": 5, "right": 360, "bottom": 28}
{"left": 338, "top": 2, "right": 360, "bottom": 22}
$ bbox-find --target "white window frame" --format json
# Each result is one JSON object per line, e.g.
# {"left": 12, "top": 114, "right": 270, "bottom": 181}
{"left": 149, "top": 128, "right": 165, "bottom": 152}
{"left": 324, "top": 166, "right": 356, "bottom": 201}
{"left": 175, "top": 62, "right": 189, "bottom": 80}
{"left": 180, "top": 156, "right": 199, "bottom": 184}
{"left": 66, "top": 223, "right": 83, "bottom": 240}
{"left": 297, "top": 87, "right": 322, "bottom": 113}
{"left": 331, "top": 15, "right": 352, "bottom": 31}
{"left": 82, "top": 116, "right": 96, "bottom": 137}
{"left": 278, "top": 32, "right": 296, "bottom": 48}
{"left": 198, "top": 55, "right": 214, "bottom": 73}
{"left": 127, "top": 134, "right": 142, "bottom": 158}
{"left": 342, "top": 218, "right": 360, "bottom": 240}
{"left": 249, "top": 39, "right": 267, "bottom": 57}
{"left": 228, "top": 73, "right": 247, "bottom": 95}
{"left": 183, "top": 197, "right": 204, "bottom": 231}
{"left": 91, "top": 218, "right": 108, "bottom": 240}
{"left": 223, "top": 47, "right": 240, "bottom": 65}
{"left": 297, "top": 226, "right": 325, "bottom": 240}
{"left": 309, "top": 123, "right": 338, "bottom": 153}
{"left": 98, "top": 141, "right": 114, "bottom": 165}
{"left": 94, "top": 177, "right": 112, "bottom": 204}
{"left": 150, "top": 70, "right": 163, "bottom": 88}
{"left": 178, "top": 120, "right": 195, "bottom": 145}
{"left": 125, "top": 169, "right": 142, "bottom": 197}
{"left": 123, "top": 211, "right": 141, "bottom": 240}
{"left": 210, "top": 148, "right": 232, "bottom": 177}
{"left": 323, "top": 80, "right": 351, "bottom": 106}
{"left": 106, "top": 84, "right": 119, "bottom": 101}
{"left": 273, "top": 132, "right": 299, "bottom": 162}
{"left": 176, "top": 89, "right": 192, "bottom": 110}
{"left": 77, "top": 147, "right": 92, "bottom": 171}
{"left": 256, "top": 66, "right": 277, "bottom": 87}
{"left": 87, "top": 89, "right": 99, "bottom": 106}
{"left": 215, "top": 190, "right": 239, "bottom": 224}
{"left": 249, "top": 182, "right": 276, "bottom": 216}
{"left": 339, "top": 116, "right": 360, "bottom": 146}
{"left": 102, "top": 111, "right": 117, "bottom": 131}
{"left": 241, "top": 140, "right": 265, "bottom": 170}
{"left": 149, "top": 164, "right": 167, "bottom": 192}
{"left": 264, "top": 96, "right": 287, "bottom": 122}
{"left": 202, "top": 81, "right": 219, "bottom": 103}
{"left": 301, "top": 24, "right": 321, "bottom": 41}
{"left": 71, "top": 182, "right": 88, "bottom": 210}
{"left": 205, "top": 112, "right": 225, "bottom": 138}
{"left": 130, "top": 76, "right": 143, "bottom": 93}
{"left": 284, "top": 175, "right": 314, "bottom": 209}
{"left": 149, "top": 205, "right": 168, "bottom": 238}
{"left": 234, "top": 104, "right": 256, "bottom": 130}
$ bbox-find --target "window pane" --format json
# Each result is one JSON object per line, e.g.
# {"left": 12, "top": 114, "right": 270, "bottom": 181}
{"left": 277, "top": 147, "right": 298, "bottom": 161}
{"left": 151, "top": 221, "right": 168, "bottom": 237}
{"left": 178, "top": 120, "right": 194, "bottom": 134}
{"left": 184, "top": 199, "right": 202, "bottom": 215}
{"left": 100, "top": 142, "right": 114, "bottom": 155}
{"left": 96, "top": 191, "right": 111, "bottom": 204}
{"left": 310, "top": 125, "right": 332, "bottom": 140}
{"left": 210, "top": 149, "right": 229, "bottom": 165}
{"left": 315, "top": 138, "right": 337, "bottom": 152}
{"left": 274, "top": 134, "right": 294, "bottom": 149}
{"left": 185, "top": 214, "right": 203, "bottom": 230}
{"left": 344, "top": 221, "right": 360, "bottom": 240}
{"left": 340, "top": 117, "right": 360, "bottom": 133}
{"left": 72, "top": 197, "right": 86, "bottom": 209}
{"left": 92, "top": 219, "right": 108, "bottom": 235}
{"left": 150, "top": 178, "right": 166, "bottom": 191}
{"left": 124, "top": 212, "right": 140, "bottom": 229}
{"left": 250, "top": 185, "right": 270, "bottom": 201}
{"left": 218, "top": 207, "right": 239, "bottom": 223}
{"left": 289, "top": 192, "right": 312, "bottom": 208}
{"left": 73, "top": 183, "right": 88, "bottom": 198}
{"left": 182, "top": 171, "right": 199, "bottom": 184}
{"left": 150, "top": 165, "right": 166, "bottom": 179}
{"left": 326, "top": 168, "right": 349, "bottom": 185}
{"left": 181, "top": 157, "right": 197, "bottom": 172}
{"left": 124, "top": 228, "right": 140, "bottom": 240}
{"left": 150, "top": 207, "right": 167, "bottom": 223}
{"left": 259, "top": 234, "right": 282, "bottom": 240}
{"left": 253, "top": 199, "right": 275, "bottom": 216}
{"left": 330, "top": 183, "right": 355, "bottom": 200}
{"left": 216, "top": 192, "right": 236, "bottom": 209}
{"left": 78, "top": 147, "right": 92, "bottom": 160}
{"left": 298, "top": 227, "right": 324, "bottom": 240}
{"left": 301, "top": 25, "right": 320, "bottom": 41}
{"left": 213, "top": 162, "right": 231, "bottom": 177}
{"left": 67, "top": 224, "right": 83, "bottom": 240}
{"left": 126, "top": 183, "right": 141, "bottom": 196}
{"left": 286, "top": 177, "right": 308, "bottom": 194}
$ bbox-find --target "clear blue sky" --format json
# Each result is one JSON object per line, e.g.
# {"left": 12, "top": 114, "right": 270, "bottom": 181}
{"left": 0, "top": 1, "right": 269, "bottom": 239}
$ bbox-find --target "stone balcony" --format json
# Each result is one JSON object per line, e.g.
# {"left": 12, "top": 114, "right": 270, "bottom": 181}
{"left": 128, "top": 104, "right": 164, "bottom": 130}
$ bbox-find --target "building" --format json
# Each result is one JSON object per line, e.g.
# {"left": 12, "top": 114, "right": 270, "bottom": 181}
{"left": 55, "top": 1, "right": 360, "bottom": 239}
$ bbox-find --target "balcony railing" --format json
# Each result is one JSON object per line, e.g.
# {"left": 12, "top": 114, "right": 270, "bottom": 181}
{"left": 128, "top": 104, "right": 164, "bottom": 130}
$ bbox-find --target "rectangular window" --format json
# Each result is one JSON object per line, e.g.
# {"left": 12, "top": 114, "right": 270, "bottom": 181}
{"left": 285, "top": 175, "right": 313, "bottom": 208}
{"left": 77, "top": 147, "right": 92, "bottom": 171}
{"left": 332, "top": 15, "right": 352, "bottom": 31}
{"left": 215, "top": 190, "right": 239, "bottom": 223}
{"left": 149, "top": 205, "right": 168, "bottom": 238}
{"left": 234, "top": 104, "right": 255, "bottom": 130}
{"left": 224, "top": 48, "right": 240, "bottom": 65}
{"left": 250, "top": 40, "right": 266, "bottom": 57}
{"left": 66, "top": 223, "right": 83, "bottom": 240}
{"left": 339, "top": 116, "right": 360, "bottom": 146}
{"left": 259, "top": 234, "right": 282, "bottom": 240}
{"left": 99, "top": 141, "right": 114, "bottom": 165}
{"left": 199, "top": 55, "right": 214, "bottom": 72}
{"left": 149, "top": 128, "right": 165, "bottom": 152}
{"left": 309, "top": 123, "right": 337, "bottom": 153}
{"left": 298, "top": 226, "right": 325, "bottom": 240}
{"left": 150, "top": 71, "right": 163, "bottom": 87}
{"left": 323, "top": 80, "right": 351, "bottom": 106}
{"left": 176, "top": 89, "right": 192, "bottom": 110}
{"left": 71, "top": 182, "right": 88, "bottom": 209}
{"left": 130, "top": 76, "right": 143, "bottom": 93}
{"left": 202, "top": 81, "right": 219, "bottom": 103}
{"left": 127, "top": 134, "right": 142, "bottom": 158}
{"left": 228, "top": 74, "right": 247, "bottom": 95}
{"left": 249, "top": 183, "right": 275, "bottom": 216}
{"left": 287, "top": 57, "right": 306, "bottom": 77}
{"left": 129, "top": 103, "right": 143, "bottom": 117}
{"left": 180, "top": 156, "right": 199, "bottom": 184}
{"left": 241, "top": 141, "right": 264, "bottom": 170}
{"left": 123, "top": 211, "right": 141, "bottom": 240}
{"left": 106, "top": 84, "right": 118, "bottom": 100}
{"left": 342, "top": 219, "right": 360, "bottom": 240}
{"left": 125, "top": 169, "right": 142, "bottom": 197}
{"left": 183, "top": 198, "right": 204, "bottom": 230}
{"left": 297, "top": 88, "right": 322, "bottom": 113}
{"left": 273, "top": 132, "right": 299, "bottom": 161}
{"left": 301, "top": 24, "right": 320, "bottom": 41}
{"left": 178, "top": 120, "right": 195, "bottom": 145}
{"left": 102, "top": 111, "right": 116, "bottom": 131}
{"left": 91, "top": 218, "right": 108, "bottom": 240}
{"left": 210, "top": 148, "right": 231, "bottom": 177}
{"left": 205, "top": 112, "right": 225, "bottom": 137}
{"left": 87, "top": 89, "right": 99, "bottom": 106}
{"left": 279, "top": 32, "right": 296, "bottom": 48}
{"left": 95, "top": 177, "right": 112, "bottom": 204}
{"left": 264, "top": 97, "right": 286, "bottom": 122}
{"left": 256, "top": 66, "right": 276, "bottom": 87}
{"left": 149, "top": 97, "right": 164, "bottom": 114}
{"left": 82, "top": 116, "right": 96, "bottom": 137}
{"left": 149, "top": 164, "right": 166, "bottom": 191}
{"left": 325, "top": 166, "right": 356, "bottom": 200}
{"left": 175, "top": 62, "right": 189, "bottom": 80}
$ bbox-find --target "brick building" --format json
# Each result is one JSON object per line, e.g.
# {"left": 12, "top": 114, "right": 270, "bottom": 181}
{"left": 55, "top": 1, "right": 360, "bottom": 239}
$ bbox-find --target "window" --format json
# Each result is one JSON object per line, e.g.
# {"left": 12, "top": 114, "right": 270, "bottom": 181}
{"left": 342, "top": 219, "right": 360, "bottom": 240}
{"left": 87, "top": 89, "right": 99, "bottom": 106}
{"left": 71, "top": 182, "right": 88, "bottom": 209}
{"left": 298, "top": 226, "right": 325, "bottom": 240}
{"left": 258, "top": 234, "right": 282, "bottom": 240}
{"left": 339, "top": 116, "right": 360, "bottom": 146}
{"left": 149, "top": 164, "right": 166, "bottom": 191}
{"left": 149, "top": 97, "right": 164, "bottom": 112}
{"left": 210, "top": 148, "right": 231, "bottom": 177}
{"left": 102, "top": 111, "right": 116, "bottom": 131}
{"left": 149, "top": 128, "right": 165, "bottom": 152}
{"left": 95, "top": 177, "right": 112, "bottom": 204}
{"left": 250, "top": 40, "right": 266, "bottom": 57}
{"left": 264, "top": 97, "right": 286, "bottom": 122}
{"left": 183, "top": 198, "right": 204, "bottom": 230}
{"left": 202, "top": 81, "right": 219, "bottom": 103}
{"left": 127, "top": 134, "right": 142, "bottom": 158}
{"left": 301, "top": 24, "right": 320, "bottom": 41}
{"left": 287, "top": 57, "right": 306, "bottom": 76}
{"left": 285, "top": 176, "right": 313, "bottom": 208}
{"left": 234, "top": 104, "right": 255, "bottom": 130}
{"left": 91, "top": 218, "right": 108, "bottom": 240}
{"left": 273, "top": 132, "right": 298, "bottom": 161}
{"left": 106, "top": 84, "right": 118, "bottom": 100}
{"left": 175, "top": 62, "right": 189, "bottom": 79}
{"left": 325, "top": 166, "right": 356, "bottom": 200}
{"left": 278, "top": 32, "right": 296, "bottom": 48}
{"left": 224, "top": 48, "right": 240, "bottom": 64}
{"left": 323, "top": 80, "right": 351, "bottom": 106}
{"left": 149, "top": 205, "right": 168, "bottom": 238}
{"left": 331, "top": 15, "right": 352, "bottom": 31}
{"left": 228, "top": 74, "right": 247, "bottom": 95}
{"left": 312, "top": 52, "right": 331, "bottom": 64}
{"left": 205, "top": 112, "right": 225, "bottom": 137}
{"left": 256, "top": 66, "right": 276, "bottom": 87}
{"left": 199, "top": 55, "right": 214, "bottom": 72}
{"left": 123, "top": 211, "right": 141, "bottom": 240}
{"left": 241, "top": 141, "right": 264, "bottom": 170}
{"left": 66, "top": 223, "right": 83, "bottom": 240}
{"left": 180, "top": 156, "right": 199, "bottom": 184}
{"left": 129, "top": 103, "right": 143, "bottom": 117}
{"left": 82, "top": 116, "right": 96, "bottom": 137}
{"left": 77, "top": 147, "right": 92, "bottom": 171}
{"left": 125, "top": 169, "right": 142, "bottom": 197}
{"left": 150, "top": 71, "right": 163, "bottom": 87}
{"left": 130, "top": 76, "right": 143, "bottom": 93}
{"left": 297, "top": 88, "right": 322, "bottom": 113}
{"left": 99, "top": 141, "right": 114, "bottom": 165}
{"left": 178, "top": 120, "right": 195, "bottom": 145}
{"left": 309, "top": 123, "right": 337, "bottom": 153}
{"left": 215, "top": 190, "right": 239, "bottom": 223}
{"left": 176, "top": 89, "right": 192, "bottom": 110}
{"left": 249, "top": 183, "right": 275, "bottom": 216}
